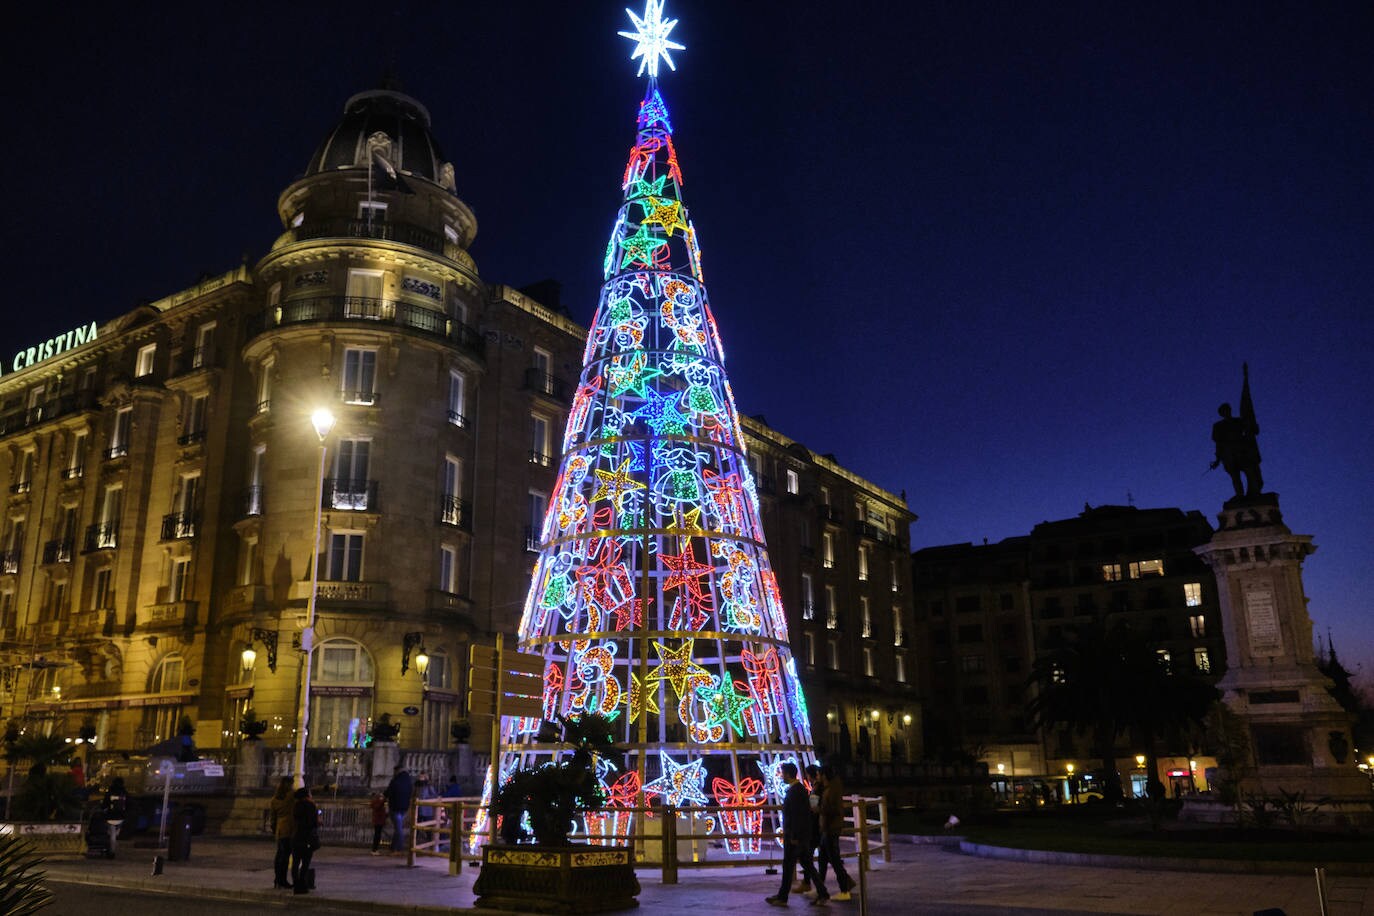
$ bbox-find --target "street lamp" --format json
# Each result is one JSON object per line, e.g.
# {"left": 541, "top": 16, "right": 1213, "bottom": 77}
{"left": 1066, "top": 762, "right": 1077, "bottom": 804}
{"left": 293, "top": 407, "right": 336, "bottom": 789}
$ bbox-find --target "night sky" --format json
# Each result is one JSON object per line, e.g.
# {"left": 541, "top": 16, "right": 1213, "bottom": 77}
{"left": 4, "top": 3, "right": 1371, "bottom": 675}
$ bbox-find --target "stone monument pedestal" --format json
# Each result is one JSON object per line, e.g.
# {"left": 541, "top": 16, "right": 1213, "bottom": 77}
{"left": 1190, "top": 494, "right": 1371, "bottom": 822}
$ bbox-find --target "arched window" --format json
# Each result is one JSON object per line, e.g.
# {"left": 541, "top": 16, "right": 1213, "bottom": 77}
{"left": 310, "top": 638, "right": 374, "bottom": 748}
{"left": 139, "top": 653, "right": 185, "bottom": 747}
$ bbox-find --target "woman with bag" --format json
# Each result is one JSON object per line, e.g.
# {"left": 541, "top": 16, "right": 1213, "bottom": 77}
{"left": 290, "top": 786, "right": 320, "bottom": 895}
{"left": 269, "top": 776, "right": 294, "bottom": 889}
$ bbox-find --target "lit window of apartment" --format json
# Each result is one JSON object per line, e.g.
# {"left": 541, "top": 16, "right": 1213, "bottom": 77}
{"left": 803, "top": 632, "right": 816, "bottom": 667}
{"left": 170, "top": 473, "right": 200, "bottom": 537}
{"left": 14, "top": 449, "right": 34, "bottom": 494}
{"left": 65, "top": 431, "right": 86, "bottom": 479}
{"left": 800, "top": 573, "right": 815, "bottom": 620}
{"left": 246, "top": 446, "right": 266, "bottom": 516}
{"left": 108, "top": 407, "right": 132, "bottom": 459}
{"left": 135, "top": 343, "right": 157, "bottom": 378}
{"left": 860, "top": 597, "right": 872, "bottom": 637}
{"left": 1188, "top": 614, "right": 1206, "bottom": 638}
{"left": 827, "top": 639, "right": 839, "bottom": 669}
{"left": 326, "top": 531, "right": 364, "bottom": 581}
{"left": 890, "top": 559, "right": 899, "bottom": 593}
{"left": 825, "top": 586, "right": 838, "bottom": 629}
{"left": 345, "top": 269, "right": 384, "bottom": 314}
{"left": 527, "top": 490, "right": 548, "bottom": 551}
{"left": 181, "top": 394, "right": 208, "bottom": 444}
{"left": 895, "top": 652, "right": 907, "bottom": 683}
{"left": 256, "top": 358, "right": 273, "bottom": 413}
{"left": 529, "top": 414, "right": 552, "bottom": 466}
{"left": 1101, "top": 563, "right": 1122, "bottom": 582}
{"left": 92, "top": 567, "right": 112, "bottom": 609}
{"left": 342, "top": 348, "right": 378, "bottom": 404}
{"left": 96, "top": 485, "right": 121, "bottom": 548}
{"left": 237, "top": 537, "right": 257, "bottom": 586}
{"left": 331, "top": 439, "right": 372, "bottom": 509}
{"left": 358, "top": 200, "right": 387, "bottom": 225}
{"left": 169, "top": 557, "right": 191, "bottom": 601}
{"left": 448, "top": 370, "right": 467, "bottom": 427}
{"left": 1156, "top": 648, "right": 1172, "bottom": 674}
{"left": 892, "top": 605, "right": 904, "bottom": 646}
{"left": 438, "top": 545, "right": 458, "bottom": 594}
{"left": 1184, "top": 582, "right": 1202, "bottom": 607}
{"left": 3, "top": 519, "right": 24, "bottom": 572}
{"left": 26, "top": 386, "right": 45, "bottom": 422}
{"left": 857, "top": 545, "right": 869, "bottom": 581}
{"left": 819, "top": 486, "right": 831, "bottom": 506}
{"left": 1129, "top": 559, "right": 1165, "bottom": 578}
{"left": 192, "top": 322, "right": 216, "bottom": 369}
{"left": 821, "top": 532, "right": 834, "bottom": 569}
{"left": 863, "top": 647, "right": 875, "bottom": 677}
{"left": 1193, "top": 647, "right": 1211, "bottom": 674}
{"left": 785, "top": 468, "right": 799, "bottom": 495}
{"left": 441, "top": 456, "right": 464, "bottom": 526}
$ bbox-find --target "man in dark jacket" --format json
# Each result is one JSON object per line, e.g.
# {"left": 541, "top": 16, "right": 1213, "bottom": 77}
{"left": 290, "top": 787, "right": 319, "bottom": 895}
{"left": 383, "top": 765, "right": 414, "bottom": 853}
{"left": 766, "top": 762, "right": 829, "bottom": 906}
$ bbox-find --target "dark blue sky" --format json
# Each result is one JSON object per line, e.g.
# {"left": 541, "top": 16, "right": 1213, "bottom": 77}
{"left": 4, "top": 2, "right": 1371, "bottom": 674}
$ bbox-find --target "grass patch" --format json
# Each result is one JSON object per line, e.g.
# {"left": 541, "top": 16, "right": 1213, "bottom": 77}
{"left": 890, "top": 805, "right": 1374, "bottom": 863}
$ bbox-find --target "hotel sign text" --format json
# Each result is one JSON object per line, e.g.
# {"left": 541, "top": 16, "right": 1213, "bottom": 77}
{"left": 8, "top": 322, "right": 99, "bottom": 374}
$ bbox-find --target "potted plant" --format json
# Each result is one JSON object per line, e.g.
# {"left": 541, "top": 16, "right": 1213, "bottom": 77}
{"left": 239, "top": 708, "right": 268, "bottom": 741}
{"left": 369, "top": 713, "right": 401, "bottom": 743}
{"left": 473, "top": 712, "right": 639, "bottom": 913}
{"left": 450, "top": 718, "right": 472, "bottom": 745}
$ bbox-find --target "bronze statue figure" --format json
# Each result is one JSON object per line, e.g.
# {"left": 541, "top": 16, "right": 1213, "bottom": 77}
{"left": 1210, "top": 364, "right": 1263, "bottom": 499}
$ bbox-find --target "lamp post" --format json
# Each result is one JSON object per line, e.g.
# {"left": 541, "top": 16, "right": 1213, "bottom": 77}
{"left": 1066, "top": 762, "right": 1077, "bottom": 804}
{"left": 293, "top": 408, "right": 335, "bottom": 789}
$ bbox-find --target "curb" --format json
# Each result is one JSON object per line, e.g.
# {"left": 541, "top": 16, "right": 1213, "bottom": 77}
{"left": 958, "top": 840, "right": 1374, "bottom": 876}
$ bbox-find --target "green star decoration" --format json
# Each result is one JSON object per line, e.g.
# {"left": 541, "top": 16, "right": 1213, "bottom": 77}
{"left": 620, "top": 224, "right": 669, "bottom": 269}
{"left": 627, "top": 174, "right": 670, "bottom": 201}
{"left": 695, "top": 675, "right": 755, "bottom": 737}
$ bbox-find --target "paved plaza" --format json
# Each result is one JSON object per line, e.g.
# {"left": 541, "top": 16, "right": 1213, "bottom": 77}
{"left": 39, "top": 835, "right": 1374, "bottom": 916}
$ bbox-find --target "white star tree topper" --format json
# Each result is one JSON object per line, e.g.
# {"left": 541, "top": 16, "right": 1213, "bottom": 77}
{"left": 619, "top": 0, "right": 685, "bottom": 79}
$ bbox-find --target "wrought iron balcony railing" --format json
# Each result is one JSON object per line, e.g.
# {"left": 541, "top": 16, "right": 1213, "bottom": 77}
{"left": 177, "top": 429, "right": 208, "bottom": 446}
{"left": 83, "top": 523, "right": 118, "bottom": 552}
{"left": 245, "top": 296, "right": 484, "bottom": 357}
{"left": 293, "top": 217, "right": 446, "bottom": 255}
{"left": 0, "top": 389, "right": 99, "bottom": 438}
{"left": 41, "top": 540, "right": 74, "bottom": 564}
{"left": 523, "top": 368, "right": 569, "bottom": 402}
{"left": 161, "top": 512, "right": 198, "bottom": 540}
{"left": 323, "top": 479, "right": 379, "bottom": 511}
{"left": 439, "top": 496, "right": 471, "bottom": 530}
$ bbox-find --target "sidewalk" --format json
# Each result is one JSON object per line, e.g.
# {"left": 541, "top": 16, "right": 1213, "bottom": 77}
{"left": 40, "top": 835, "right": 1374, "bottom": 915}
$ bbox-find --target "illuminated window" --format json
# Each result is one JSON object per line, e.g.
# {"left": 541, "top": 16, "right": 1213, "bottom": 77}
{"left": 92, "top": 567, "right": 112, "bottom": 609}
{"left": 170, "top": 557, "right": 191, "bottom": 602}
{"left": 863, "top": 647, "right": 875, "bottom": 677}
{"left": 526, "top": 491, "right": 548, "bottom": 551}
{"left": 1051, "top": 665, "right": 1066, "bottom": 685}
{"left": 441, "top": 457, "right": 463, "bottom": 526}
{"left": 1129, "top": 559, "right": 1165, "bottom": 578}
{"left": 1156, "top": 648, "right": 1172, "bottom": 674}
{"left": 819, "top": 486, "right": 831, "bottom": 506}
{"left": 310, "top": 639, "right": 374, "bottom": 748}
{"left": 822, "top": 533, "right": 834, "bottom": 569}
{"left": 135, "top": 343, "right": 157, "bottom": 378}
{"left": 895, "top": 653, "right": 907, "bottom": 683}
{"left": 326, "top": 531, "right": 364, "bottom": 581}
{"left": 890, "top": 560, "right": 899, "bottom": 593}
{"left": 1184, "top": 582, "right": 1202, "bottom": 607}
{"left": 342, "top": 348, "right": 378, "bottom": 404}
{"left": 785, "top": 469, "right": 799, "bottom": 495}
{"left": 1101, "top": 563, "right": 1122, "bottom": 582}
{"left": 438, "top": 545, "right": 458, "bottom": 594}
{"left": 108, "top": 407, "right": 132, "bottom": 458}
{"left": 331, "top": 440, "right": 372, "bottom": 509}
{"left": 800, "top": 573, "right": 815, "bottom": 620}
{"left": 1193, "top": 647, "right": 1211, "bottom": 674}
{"left": 857, "top": 545, "right": 869, "bottom": 581}
{"left": 803, "top": 632, "right": 815, "bottom": 667}
{"left": 237, "top": 537, "right": 257, "bottom": 587}
{"left": 256, "top": 358, "right": 273, "bottom": 413}
{"left": 825, "top": 586, "right": 838, "bottom": 629}
{"left": 1189, "top": 614, "right": 1206, "bottom": 638}
{"left": 345, "top": 269, "right": 384, "bottom": 315}
{"left": 860, "top": 597, "right": 872, "bottom": 637}
{"left": 827, "top": 639, "right": 839, "bottom": 669}
{"left": 66, "top": 431, "right": 86, "bottom": 479}
{"left": 448, "top": 371, "right": 467, "bottom": 427}
{"left": 192, "top": 322, "right": 216, "bottom": 369}
{"left": 530, "top": 415, "right": 552, "bottom": 466}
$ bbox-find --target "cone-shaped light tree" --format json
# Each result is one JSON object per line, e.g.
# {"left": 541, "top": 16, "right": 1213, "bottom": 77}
{"left": 490, "top": 1, "right": 814, "bottom": 853}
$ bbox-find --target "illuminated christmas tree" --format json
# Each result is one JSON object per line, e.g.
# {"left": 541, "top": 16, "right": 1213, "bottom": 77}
{"left": 489, "top": 1, "right": 813, "bottom": 854}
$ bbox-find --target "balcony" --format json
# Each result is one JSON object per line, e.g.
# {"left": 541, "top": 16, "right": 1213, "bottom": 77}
{"left": 340, "top": 388, "right": 379, "bottom": 406}
{"left": 172, "top": 347, "right": 217, "bottom": 376}
{"left": 1, "top": 550, "right": 19, "bottom": 574}
{"left": 524, "top": 368, "right": 569, "bottom": 403}
{"left": 287, "top": 579, "right": 390, "bottom": 608}
{"left": 241, "top": 486, "right": 264, "bottom": 517}
{"left": 439, "top": 496, "right": 471, "bottom": 530}
{"left": 104, "top": 444, "right": 130, "bottom": 461}
{"left": 245, "top": 296, "right": 484, "bottom": 358}
{"left": 818, "top": 505, "right": 842, "bottom": 524}
{"left": 853, "top": 521, "right": 895, "bottom": 547}
{"left": 144, "top": 600, "right": 198, "bottom": 631}
{"left": 161, "top": 512, "right": 198, "bottom": 540}
{"left": 524, "top": 526, "right": 540, "bottom": 553}
{"left": 224, "top": 585, "right": 268, "bottom": 615}
{"left": 177, "top": 429, "right": 208, "bottom": 447}
{"left": 83, "top": 523, "right": 118, "bottom": 553}
{"left": 447, "top": 410, "right": 468, "bottom": 429}
{"left": 528, "top": 450, "right": 554, "bottom": 468}
{"left": 71, "top": 609, "right": 114, "bottom": 639}
{"left": 426, "top": 588, "right": 475, "bottom": 623}
{"left": 293, "top": 217, "right": 446, "bottom": 255}
{"left": 322, "top": 479, "right": 378, "bottom": 511}
{"left": 9, "top": 481, "right": 31, "bottom": 496}
{"left": 60, "top": 464, "right": 84, "bottom": 481}
{"left": 0, "top": 389, "right": 99, "bottom": 439}
{"left": 41, "top": 539, "right": 74, "bottom": 565}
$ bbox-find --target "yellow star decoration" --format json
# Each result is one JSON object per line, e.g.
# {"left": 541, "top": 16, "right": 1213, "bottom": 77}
{"left": 627, "top": 671, "right": 661, "bottom": 722}
{"left": 666, "top": 505, "right": 703, "bottom": 533}
{"left": 640, "top": 197, "right": 688, "bottom": 237}
{"left": 647, "top": 639, "right": 711, "bottom": 700}
{"left": 591, "top": 458, "right": 647, "bottom": 506}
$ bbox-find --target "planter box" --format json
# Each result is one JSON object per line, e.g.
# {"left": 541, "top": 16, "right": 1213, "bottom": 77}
{"left": 0, "top": 822, "right": 85, "bottom": 856}
{"left": 473, "top": 844, "right": 640, "bottom": 913}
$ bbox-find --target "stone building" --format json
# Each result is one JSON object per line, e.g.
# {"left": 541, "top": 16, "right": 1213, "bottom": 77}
{"left": 913, "top": 504, "right": 1224, "bottom": 796}
{"left": 0, "top": 85, "right": 917, "bottom": 776}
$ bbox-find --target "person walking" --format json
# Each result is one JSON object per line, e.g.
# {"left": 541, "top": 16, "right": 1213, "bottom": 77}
{"left": 815, "top": 766, "right": 855, "bottom": 901}
{"left": 369, "top": 792, "right": 388, "bottom": 855}
{"left": 383, "top": 764, "right": 414, "bottom": 853}
{"left": 269, "top": 776, "right": 294, "bottom": 889}
{"left": 290, "top": 786, "right": 320, "bottom": 895}
{"left": 791, "top": 765, "right": 824, "bottom": 895}
{"left": 766, "top": 762, "right": 829, "bottom": 907}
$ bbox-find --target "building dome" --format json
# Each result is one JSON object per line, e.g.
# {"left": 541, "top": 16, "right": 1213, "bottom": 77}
{"left": 305, "top": 88, "right": 452, "bottom": 188}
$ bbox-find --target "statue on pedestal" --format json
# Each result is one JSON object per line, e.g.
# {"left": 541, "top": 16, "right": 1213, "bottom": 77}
{"left": 1210, "top": 364, "right": 1263, "bottom": 499}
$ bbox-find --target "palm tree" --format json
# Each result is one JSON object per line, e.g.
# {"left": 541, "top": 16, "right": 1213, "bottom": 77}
{"left": 1027, "top": 622, "right": 1218, "bottom": 803}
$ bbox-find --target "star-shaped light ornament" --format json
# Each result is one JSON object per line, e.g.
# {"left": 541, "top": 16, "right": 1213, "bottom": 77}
{"left": 619, "top": 224, "right": 669, "bottom": 269}
{"left": 640, "top": 197, "right": 688, "bottom": 237}
{"left": 619, "top": 0, "right": 685, "bottom": 79}
{"left": 647, "top": 639, "right": 711, "bottom": 699}
{"left": 642, "top": 753, "right": 710, "bottom": 807}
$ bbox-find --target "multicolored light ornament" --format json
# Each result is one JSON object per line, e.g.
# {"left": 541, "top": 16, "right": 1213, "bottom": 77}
{"left": 491, "top": 0, "right": 815, "bottom": 857}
